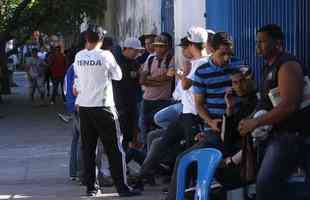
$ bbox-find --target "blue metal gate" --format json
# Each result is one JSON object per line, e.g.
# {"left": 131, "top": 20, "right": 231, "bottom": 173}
{"left": 205, "top": 0, "right": 310, "bottom": 89}
{"left": 296, "top": 0, "right": 310, "bottom": 70}
{"left": 161, "top": 0, "right": 174, "bottom": 35}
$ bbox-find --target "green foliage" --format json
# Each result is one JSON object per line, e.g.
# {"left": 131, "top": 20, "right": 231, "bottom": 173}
{"left": 0, "top": 0, "right": 105, "bottom": 42}
{"left": 0, "top": 0, "right": 22, "bottom": 31}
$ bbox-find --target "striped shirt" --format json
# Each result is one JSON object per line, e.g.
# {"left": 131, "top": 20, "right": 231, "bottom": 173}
{"left": 192, "top": 57, "right": 243, "bottom": 121}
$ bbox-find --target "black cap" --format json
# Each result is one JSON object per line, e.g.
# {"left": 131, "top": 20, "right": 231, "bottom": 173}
{"left": 87, "top": 24, "right": 107, "bottom": 41}
{"left": 103, "top": 37, "right": 114, "bottom": 47}
{"left": 177, "top": 37, "right": 191, "bottom": 47}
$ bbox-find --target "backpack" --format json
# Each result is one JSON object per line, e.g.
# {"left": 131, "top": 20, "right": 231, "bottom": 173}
{"left": 64, "top": 64, "right": 76, "bottom": 113}
{"left": 147, "top": 53, "right": 175, "bottom": 93}
{"left": 147, "top": 53, "right": 173, "bottom": 74}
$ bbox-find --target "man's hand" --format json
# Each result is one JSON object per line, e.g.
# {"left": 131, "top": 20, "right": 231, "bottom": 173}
{"left": 207, "top": 119, "right": 222, "bottom": 133}
{"left": 148, "top": 74, "right": 171, "bottom": 82}
{"left": 73, "top": 87, "right": 79, "bottom": 97}
{"left": 167, "top": 68, "right": 176, "bottom": 77}
{"left": 75, "top": 105, "right": 80, "bottom": 112}
{"left": 219, "top": 157, "right": 231, "bottom": 168}
{"left": 194, "top": 132, "right": 207, "bottom": 143}
{"left": 128, "top": 141, "right": 144, "bottom": 149}
{"left": 225, "top": 88, "right": 236, "bottom": 109}
{"left": 238, "top": 118, "right": 259, "bottom": 136}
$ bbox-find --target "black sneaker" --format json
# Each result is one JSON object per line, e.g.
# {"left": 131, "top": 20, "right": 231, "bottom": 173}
{"left": 70, "top": 176, "right": 78, "bottom": 181}
{"left": 118, "top": 188, "right": 142, "bottom": 197}
{"left": 86, "top": 188, "right": 98, "bottom": 197}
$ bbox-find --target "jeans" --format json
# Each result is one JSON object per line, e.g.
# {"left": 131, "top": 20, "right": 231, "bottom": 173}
{"left": 153, "top": 102, "right": 183, "bottom": 129}
{"left": 69, "top": 113, "right": 82, "bottom": 177}
{"left": 30, "top": 77, "right": 45, "bottom": 101}
{"left": 139, "top": 99, "right": 172, "bottom": 145}
{"left": 147, "top": 129, "right": 165, "bottom": 152}
{"left": 126, "top": 148, "right": 146, "bottom": 165}
{"left": 256, "top": 133, "right": 310, "bottom": 200}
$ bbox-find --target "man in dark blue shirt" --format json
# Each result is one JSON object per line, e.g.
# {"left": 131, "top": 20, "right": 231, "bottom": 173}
{"left": 113, "top": 37, "right": 144, "bottom": 149}
{"left": 239, "top": 24, "right": 310, "bottom": 200}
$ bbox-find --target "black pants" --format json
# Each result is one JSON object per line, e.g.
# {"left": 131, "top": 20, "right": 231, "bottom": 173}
{"left": 30, "top": 78, "right": 45, "bottom": 101}
{"left": 79, "top": 107, "right": 129, "bottom": 192}
{"left": 140, "top": 113, "right": 199, "bottom": 176}
{"left": 140, "top": 99, "right": 172, "bottom": 145}
{"left": 51, "top": 76, "right": 65, "bottom": 102}
{"left": 44, "top": 69, "right": 52, "bottom": 95}
{"left": 118, "top": 104, "right": 139, "bottom": 149}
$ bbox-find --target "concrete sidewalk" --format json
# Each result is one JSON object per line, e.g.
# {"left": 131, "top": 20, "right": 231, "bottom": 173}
{"left": 0, "top": 74, "right": 165, "bottom": 200}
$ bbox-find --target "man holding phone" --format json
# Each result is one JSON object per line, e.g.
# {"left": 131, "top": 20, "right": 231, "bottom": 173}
{"left": 164, "top": 31, "right": 244, "bottom": 200}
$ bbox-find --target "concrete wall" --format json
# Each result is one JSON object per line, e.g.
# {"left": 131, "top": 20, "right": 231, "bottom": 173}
{"left": 94, "top": 0, "right": 208, "bottom": 65}
{"left": 100, "top": 0, "right": 162, "bottom": 45}
{"left": 174, "top": 0, "right": 206, "bottom": 66}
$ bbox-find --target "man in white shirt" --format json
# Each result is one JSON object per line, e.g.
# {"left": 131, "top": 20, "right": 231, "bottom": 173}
{"left": 136, "top": 27, "right": 211, "bottom": 188}
{"left": 73, "top": 26, "right": 141, "bottom": 197}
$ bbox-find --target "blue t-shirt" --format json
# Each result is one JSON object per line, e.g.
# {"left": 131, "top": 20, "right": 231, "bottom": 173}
{"left": 64, "top": 64, "right": 76, "bottom": 113}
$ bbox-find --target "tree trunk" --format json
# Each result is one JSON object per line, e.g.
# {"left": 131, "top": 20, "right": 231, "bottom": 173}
{"left": 0, "top": 35, "right": 11, "bottom": 95}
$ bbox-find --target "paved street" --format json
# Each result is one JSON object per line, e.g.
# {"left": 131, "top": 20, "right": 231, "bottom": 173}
{"left": 0, "top": 72, "right": 164, "bottom": 200}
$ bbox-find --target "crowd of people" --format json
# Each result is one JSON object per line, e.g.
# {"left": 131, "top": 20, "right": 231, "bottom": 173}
{"left": 21, "top": 23, "right": 310, "bottom": 199}
{"left": 22, "top": 44, "right": 68, "bottom": 107}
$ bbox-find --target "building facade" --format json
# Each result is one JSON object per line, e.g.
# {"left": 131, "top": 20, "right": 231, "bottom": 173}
{"left": 94, "top": 0, "right": 310, "bottom": 87}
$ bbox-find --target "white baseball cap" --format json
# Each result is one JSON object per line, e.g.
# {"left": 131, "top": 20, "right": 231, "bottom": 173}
{"left": 187, "top": 26, "right": 210, "bottom": 43}
{"left": 123, "top": 37, "right": 144, "bottom": 50}
{"left": 206, "top": 29, "right": 216, "bottom": 35}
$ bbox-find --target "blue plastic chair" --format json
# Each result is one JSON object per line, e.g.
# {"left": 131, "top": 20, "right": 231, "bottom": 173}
{"left": 176, "top": 148, "right": 222, "bottom": 200}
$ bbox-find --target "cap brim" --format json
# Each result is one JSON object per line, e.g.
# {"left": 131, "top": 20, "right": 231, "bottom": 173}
{"left": 187, "top": 37, "right": 205, "bottom": 44}
{"left": 152, "top": 42, "right": 168, "bottom": 46}
{"left": 124, "top": 46, "right": 145, "bottom": 50}
{"left": 177, "top": 43, "right": 186, "bottom": 47}
{"left": 206, "top": 29, "right": 215, "bottom": 34}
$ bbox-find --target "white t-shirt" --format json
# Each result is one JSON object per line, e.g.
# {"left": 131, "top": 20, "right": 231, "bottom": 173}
{"left": 181, "top": 57, "right": 209, "bottom": 114}
{"left": 187, "top": 56, "right": 210, "bottom": 80}
{"left": 74, "top": 48, "right": 122, "bottom": 107}
{"left": 37, "top": 51, "right": 47, "bottom": 61}
{"left": 172, "top": 81, "right": 182, "bottom": 101}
